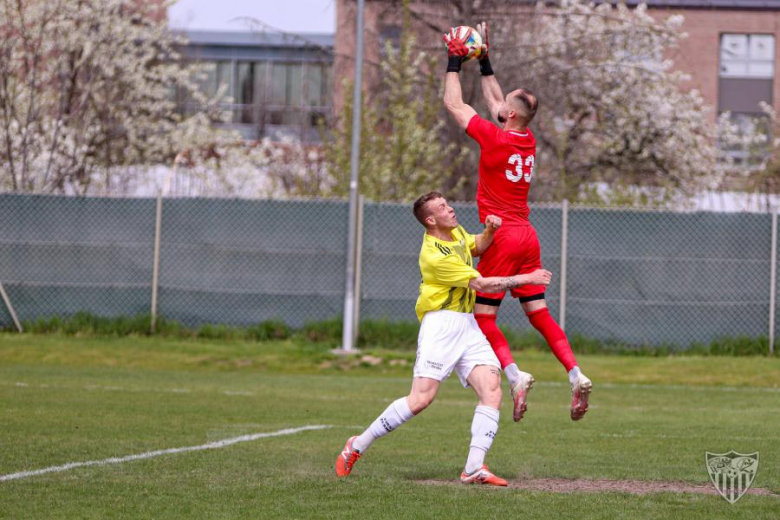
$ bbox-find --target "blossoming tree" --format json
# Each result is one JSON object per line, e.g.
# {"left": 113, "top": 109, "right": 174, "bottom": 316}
{"left": 0, "top": 0, "right": 236, "bottom": 194}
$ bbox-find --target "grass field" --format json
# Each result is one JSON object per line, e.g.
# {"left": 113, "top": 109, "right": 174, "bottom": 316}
{"left": 1, "top": 333, "right": 779, "bottom": 519}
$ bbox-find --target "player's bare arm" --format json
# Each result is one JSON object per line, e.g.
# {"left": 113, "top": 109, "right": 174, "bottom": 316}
{"left": 443, "top": 28, "right": 477, "bottom": 130}
{"left": 472, "top": 215, "right": 501, "bottom": 257}
{"left": 444, "top": 72, "right": 477, "bottom": 130}
{"left": 475, "top": 22, "right": 504, "bottom": 123}
{"left": 469, "top": 269, "right": 552, "bottom": 293}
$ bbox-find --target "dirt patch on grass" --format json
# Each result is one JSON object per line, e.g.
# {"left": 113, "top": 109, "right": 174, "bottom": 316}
{"left": 420, "top": 478, "right": 779, "bottom": 496}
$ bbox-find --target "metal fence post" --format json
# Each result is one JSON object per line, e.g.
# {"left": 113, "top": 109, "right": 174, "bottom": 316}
{"left": 769, "top": 210, "right": 777, "bottom": 355}
{"left": 559, "top": 199, "right": 569, "bottom": 331}
{"left": 0, "top": 281, "right": 23, "bottom": 332}
{"left": 353, "top": 195, "right": 365, "bottom": 347}
{"left": 150, "top": 153, "right": 183, "bottom": 334}
{"left": 150, "top": 189, "right": 163, "bottom": 334}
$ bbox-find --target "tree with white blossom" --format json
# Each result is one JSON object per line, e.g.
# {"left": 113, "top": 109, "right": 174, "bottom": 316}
{"left": 717, "top": 103, "right": 778, "bottom": 199}
{"left": 0, "top": 0, "right": 252, "bottom": 194}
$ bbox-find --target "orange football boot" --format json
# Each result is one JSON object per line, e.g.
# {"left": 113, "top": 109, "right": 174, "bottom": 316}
{"left": 335, "top": 436, "right": 361, "bottom": 477}
{"left": 460, "top": 465, "right": 508, "bottom": 486}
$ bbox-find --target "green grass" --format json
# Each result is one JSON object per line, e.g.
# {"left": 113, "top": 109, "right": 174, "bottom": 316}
{"left": 0, "top": 333, "right": 778, "bottom": 519}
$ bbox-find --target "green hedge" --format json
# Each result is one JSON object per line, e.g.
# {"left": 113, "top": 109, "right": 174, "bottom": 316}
{"left": 4, "top": 312, "right": 777, "bottom": 357}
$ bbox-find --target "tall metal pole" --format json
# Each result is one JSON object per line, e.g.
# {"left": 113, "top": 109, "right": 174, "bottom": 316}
{"left": 559, "top": 199, "right": 569, "bottom": 331}
{"left": 340, "top": 0, "right": 365, "bottom": 353}
{"left": 769, "top": 210, "right": 777, "bottom": 355}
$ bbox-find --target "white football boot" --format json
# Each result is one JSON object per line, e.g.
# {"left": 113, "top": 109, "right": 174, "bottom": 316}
{"left": 570, "top": 372, "right": 592, "bottom": 421}
{"left": 510, "top": 370, "right": 535, "bottom": 422}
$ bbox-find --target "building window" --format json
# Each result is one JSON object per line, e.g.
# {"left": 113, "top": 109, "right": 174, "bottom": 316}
{"left": 192, "top": 61, "right": 233, "bottom": 98}
{"left": 235, "top": 61, "right": 270, "bottom": 124}
{"left": 379, "top": 25, "right": 402, "bottom": 55}
{"left": 720, "top": 34, "right": 774, "bottom": 79}
{"left": 719, "top": 113, "right": 772, "bottom": 167}
{"left": 718, "top": 34, "right": 774, "bottom": 165}
{"left": 719, "top": 34, "right": 774, "bottom": 114}
{"left": 269, "top": 62, "right": 303, "bottom": 126}
{"left": 183, "top": 57, "right": 332, "bottom": 137}
{"left": 304, "top": 63, "right": 331, "bottom": 126}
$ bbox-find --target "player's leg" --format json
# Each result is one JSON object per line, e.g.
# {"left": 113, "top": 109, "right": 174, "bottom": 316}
{"left": 520, "top": 297, "right": 591, "bottom": 420}
{"left": 474, "top": 300, "right": 534, "bottom": 422}
{"left": 512, "top": 225, "right": 592, "bottom": 420}
{"left": 474, "top": 227, "right": 535, "bottom": 422}
{"left": 335, "top": 310, "right": 461, "bottom": 477}
{"left": 519, "top": 295, "right": 578, "bottom": 371}
{"left": 517, "top": 297, "right": 592, "bottom": 420}
{"left": 353, "top": 377, "right": 438, "bottom": 454}
{"left": 472, "top": 228, "right": 527, "bottom": 391}
{"left": 455, "top": 319, "right": 507, "bottom": 486}
{"left": 474, "top": 300, "right": 513, "bottom": 369}
{"left": 335, "top": 379, "right": 433, "bottom": 478}
{"left": 460, "top": 365, "right": 507, "bottom": 486}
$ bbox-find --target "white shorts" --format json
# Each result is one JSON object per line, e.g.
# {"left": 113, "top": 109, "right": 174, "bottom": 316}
{"left": 414, "top": 310, "right": 501, "bottom": 388}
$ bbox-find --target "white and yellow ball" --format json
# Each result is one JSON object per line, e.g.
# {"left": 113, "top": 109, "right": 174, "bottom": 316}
{"left": 449, "top": 26, "right": 484, "bottom": 61}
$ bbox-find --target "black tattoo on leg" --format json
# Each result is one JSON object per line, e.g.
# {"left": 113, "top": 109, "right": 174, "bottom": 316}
{"left": 489, "top": 368, "right": 501, "bottom": 376}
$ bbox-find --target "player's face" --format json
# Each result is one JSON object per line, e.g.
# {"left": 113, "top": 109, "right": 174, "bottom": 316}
{"left": 426, "top": 198, "right": 458, "bottom": 230}
{"left": 498, "top": 93, "right": 517, "bottom": 126}
{"left": 497, "top": 106, "right": 508, "bottom": 125}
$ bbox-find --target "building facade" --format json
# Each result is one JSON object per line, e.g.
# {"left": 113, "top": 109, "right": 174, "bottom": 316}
{"left": 640, "top": 1, "right": 779, "bottom": 162}
{"left": 178, "top": 30, "right": 334, "bottom": 142}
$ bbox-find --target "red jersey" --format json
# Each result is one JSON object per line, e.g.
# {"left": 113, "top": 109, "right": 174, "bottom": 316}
{"left": 466, "top": 114, "right": 536, "bottom": 225}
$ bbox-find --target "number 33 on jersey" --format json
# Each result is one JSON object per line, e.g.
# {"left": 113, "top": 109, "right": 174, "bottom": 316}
{"left": 506, "top": 154, "right": 535, "bottom": 183}
{"left": 465, "top": 114, "right": 537, "bottom": 224}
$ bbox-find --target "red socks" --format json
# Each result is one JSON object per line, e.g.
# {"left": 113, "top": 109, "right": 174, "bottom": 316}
{"left": 476, "top": 309, "right": 577, "bottom": 372}
{"left": 526, "top": 308, "right": 577, "bottom": 371}
{"left": 474, "top": 314, "right": 515, "bottom": 368}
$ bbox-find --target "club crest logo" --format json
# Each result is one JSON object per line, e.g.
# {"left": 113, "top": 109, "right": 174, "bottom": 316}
{"left": 705, "top": 451, "right": 759, "bottom": 504}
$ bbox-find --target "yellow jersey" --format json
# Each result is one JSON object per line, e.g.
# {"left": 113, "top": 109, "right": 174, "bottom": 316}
{"left": 415, "top": 225, "right": 480, "bottom": 321}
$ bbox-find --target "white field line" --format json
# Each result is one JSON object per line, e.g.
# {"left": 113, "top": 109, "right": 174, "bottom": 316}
{"left": 7, "top": 381, "right": 249, "bottom": 397}
{"left": 0, "top": 425, "right": 332, "bottom": 483}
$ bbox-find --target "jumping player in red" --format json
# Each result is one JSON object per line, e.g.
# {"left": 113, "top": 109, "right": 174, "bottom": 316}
{"left": 443, "top": 24, "right": 592, "bottom": 422}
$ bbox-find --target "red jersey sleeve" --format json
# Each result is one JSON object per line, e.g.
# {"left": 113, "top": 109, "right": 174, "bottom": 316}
{"left": 466, "top": 114, "right": 502, "bottom": 149}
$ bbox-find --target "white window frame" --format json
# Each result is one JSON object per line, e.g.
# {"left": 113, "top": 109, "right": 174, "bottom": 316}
{"left": 720, "top": 33, "right": 775, "bottom": 79}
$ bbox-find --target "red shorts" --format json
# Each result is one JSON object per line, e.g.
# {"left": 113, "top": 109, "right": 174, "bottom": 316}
{"left": 476, "top": 223, "right": 546, "bottom": 300}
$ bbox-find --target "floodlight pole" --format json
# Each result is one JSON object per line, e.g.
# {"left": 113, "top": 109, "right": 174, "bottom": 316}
{"left": 339, "top": 0, "right": 365, "bottom": 354}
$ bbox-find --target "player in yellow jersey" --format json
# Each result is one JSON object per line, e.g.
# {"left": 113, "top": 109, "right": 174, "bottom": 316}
{"left": 336, "top": 191, "right": 551, "bottom": 485}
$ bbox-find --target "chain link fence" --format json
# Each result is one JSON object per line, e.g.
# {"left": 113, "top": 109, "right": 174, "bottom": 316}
{"left": 1, "top": 193, "right": 776, "bottom": 349}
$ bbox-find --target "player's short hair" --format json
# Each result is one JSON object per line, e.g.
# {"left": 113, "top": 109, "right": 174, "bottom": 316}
{"left": 511, "top": 88, "right": 538, "bottom": 124}
{"left": 413, "top": 191, "right": 443, "bottom": 226}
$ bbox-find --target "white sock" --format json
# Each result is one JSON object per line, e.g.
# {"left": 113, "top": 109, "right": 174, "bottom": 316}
{"left": 568, "top": 366, "right": 581, "bottom": 385}
{"left": 504, "top": 363, "right": 521, "bottom": 388}
{"left": 353, "top": 397, "right": 414, "bottom": 453}
{"left": 464, "top": 405, "right": 500, "bottom": 474}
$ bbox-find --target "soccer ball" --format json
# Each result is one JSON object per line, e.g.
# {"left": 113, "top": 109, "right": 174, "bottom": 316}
{"left": 449, "top": 26, "right": 483, "bottom": 62}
